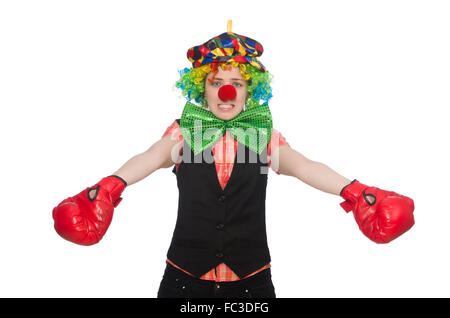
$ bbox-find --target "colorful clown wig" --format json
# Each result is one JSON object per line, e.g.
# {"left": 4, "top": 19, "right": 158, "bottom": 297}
{"left": 175, "top": 61, "right": 273, "bottom": 110}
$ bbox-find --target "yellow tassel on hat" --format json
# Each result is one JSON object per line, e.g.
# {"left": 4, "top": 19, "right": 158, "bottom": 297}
{"left": 227, "top": 20, "right": 232, "bottom": 34}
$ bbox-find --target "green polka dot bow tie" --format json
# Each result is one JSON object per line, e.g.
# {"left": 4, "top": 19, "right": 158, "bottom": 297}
{"left": 180, "top": 101, "right": 273, "bottom": 155}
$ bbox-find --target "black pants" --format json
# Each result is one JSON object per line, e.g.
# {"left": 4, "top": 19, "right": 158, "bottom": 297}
{"left": 157, "top": 264, "right": 276, "bottom": 298}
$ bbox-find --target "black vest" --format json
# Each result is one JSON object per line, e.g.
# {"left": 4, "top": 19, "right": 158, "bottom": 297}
{"left": 167, "top": 119, "right": 271, "bottom": 278}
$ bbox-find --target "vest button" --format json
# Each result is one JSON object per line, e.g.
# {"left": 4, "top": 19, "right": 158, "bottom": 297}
{"left": 218, "top": 195, "right": 226, "bottom": 203}
{"left": 216, "top": 252, "right": 224, "bottom": 258}
{"left": 216, "top": 223, "right": 224, "bottom": 230}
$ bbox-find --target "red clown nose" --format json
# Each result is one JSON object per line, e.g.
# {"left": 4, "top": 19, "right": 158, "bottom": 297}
{"left": 218, "top": 85, "right": 237, "bottom": 102}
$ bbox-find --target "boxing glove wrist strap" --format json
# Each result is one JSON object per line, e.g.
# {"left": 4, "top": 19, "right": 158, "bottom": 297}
{"left": 88, "top": 175, "right": 127, "bottom": 207}
{"left": 339, "top": 179, "right": 368, "bottom": 213}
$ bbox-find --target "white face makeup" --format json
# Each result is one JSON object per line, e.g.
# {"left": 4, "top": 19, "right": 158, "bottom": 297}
{"left": 204, "top": 66, "right": 248, "bottom": 120}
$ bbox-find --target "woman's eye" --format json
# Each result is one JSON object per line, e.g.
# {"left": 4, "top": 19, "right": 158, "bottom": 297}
{"left": 233, "top": 82, "right": 242, "bottom": 88}
{"left": 212, "top": 81, "right": 221, "bottom": 87}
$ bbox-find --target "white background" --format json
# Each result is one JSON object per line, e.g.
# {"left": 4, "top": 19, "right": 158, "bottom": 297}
{"left": 1, "top": 0, "right": 449, "bottom": 298}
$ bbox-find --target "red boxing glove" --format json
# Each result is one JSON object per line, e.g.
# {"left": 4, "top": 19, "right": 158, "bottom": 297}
{"left": 340, "top": 179, "right": 415, "bottom": 243}
{"left": 52, "top": 175, "right": 127, "bottom": 246}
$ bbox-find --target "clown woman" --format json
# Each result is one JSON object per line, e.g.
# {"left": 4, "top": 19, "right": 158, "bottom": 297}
{"left": 52, "top": 21, "right": 415, "bottom": 298}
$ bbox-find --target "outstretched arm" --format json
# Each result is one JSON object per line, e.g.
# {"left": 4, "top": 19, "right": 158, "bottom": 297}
{"left": 52, "top": 134, "right": 182, "bottom": 245}
{"left": 112, "top": 135, "right": 182, "bottom": 186}
{"left": 272, "top": 144, "right": 352, "bottom": 196}
{"left": 271, "top": 144, "right": 414, "bottom": 243}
